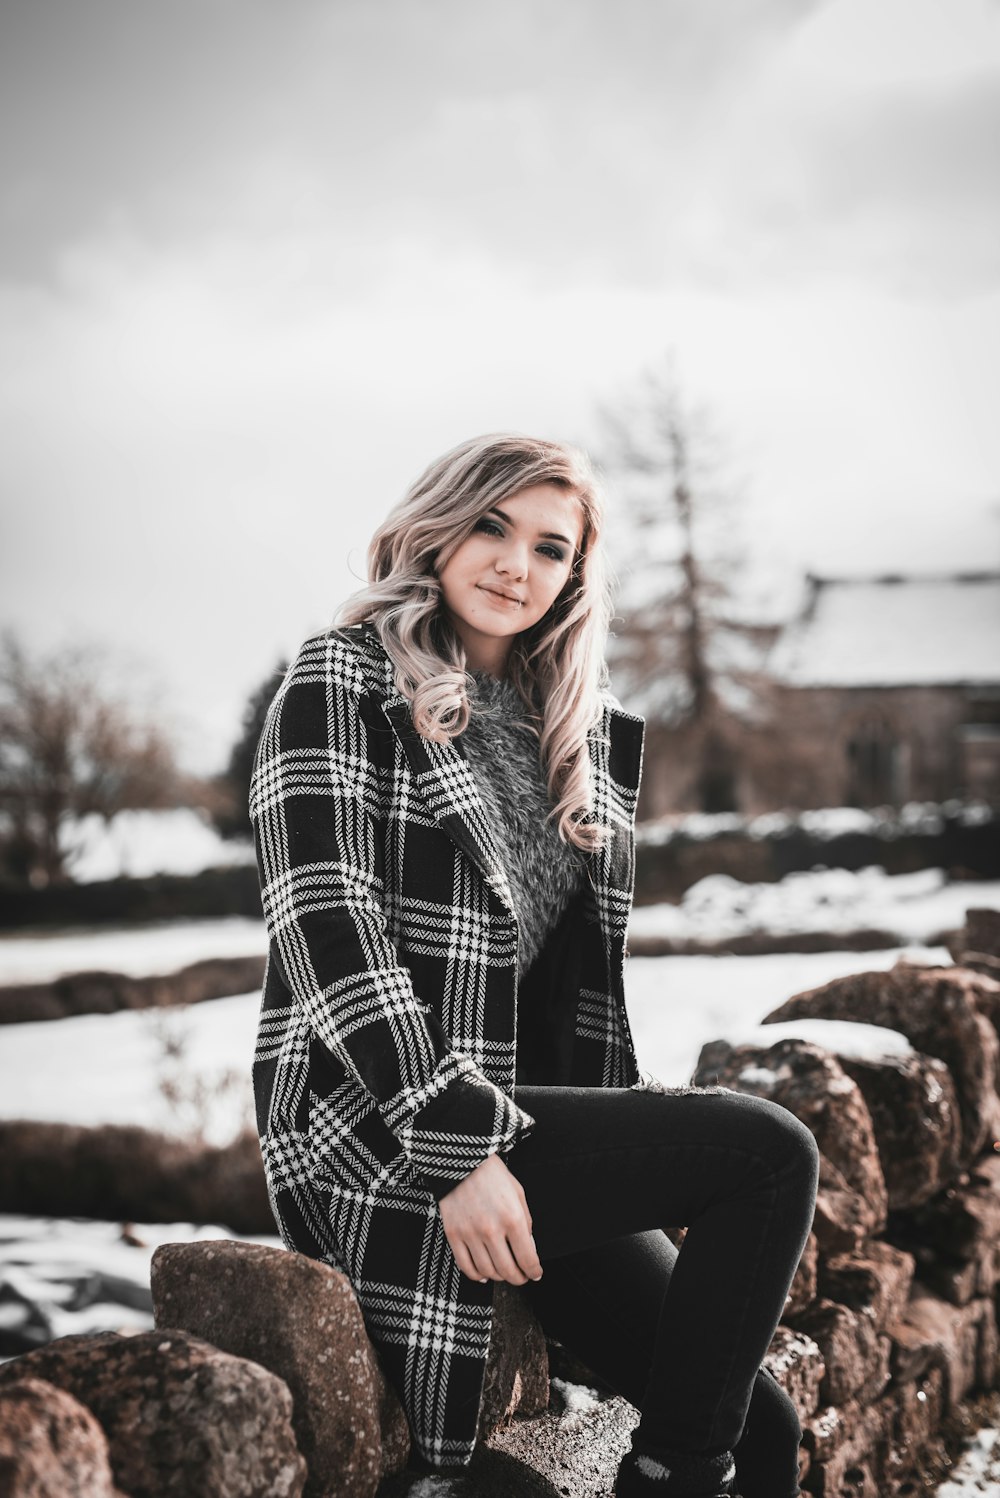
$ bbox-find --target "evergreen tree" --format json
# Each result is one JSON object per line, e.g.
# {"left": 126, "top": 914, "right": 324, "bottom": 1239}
{"left": 214, "top": 660, "right": 287, "bottom": 841}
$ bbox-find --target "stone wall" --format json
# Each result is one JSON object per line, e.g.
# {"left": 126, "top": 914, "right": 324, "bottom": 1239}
{"left": 690, "top": 933, "right": 1000, "bottom": 1495}
{"left": 2, "top": 916, "right": 999, "bottom": 1496}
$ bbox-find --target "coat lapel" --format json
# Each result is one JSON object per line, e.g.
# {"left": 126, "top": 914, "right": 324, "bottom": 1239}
{"left": 586, "top": 700, "right": 645, "bottom": 962}
{"left": 381, "top": 696, "right": 518, "bottom": 916}
{"left": 381, "top": 689, "right": 645, "bottom": 945}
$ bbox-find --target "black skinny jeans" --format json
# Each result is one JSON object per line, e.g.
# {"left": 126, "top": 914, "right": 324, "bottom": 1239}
{"left": 503, "top": 1084, "right": 820, "bottom": 1498}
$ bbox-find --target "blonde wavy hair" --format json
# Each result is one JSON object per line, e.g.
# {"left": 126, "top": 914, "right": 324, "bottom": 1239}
{"left": 336, "top": 433, "right": 614, "bottom": 851}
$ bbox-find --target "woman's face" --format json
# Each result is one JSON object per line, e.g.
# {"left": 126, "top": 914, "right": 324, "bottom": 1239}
{"left": 437, "top": 482, "right": 585, "bottom": 675}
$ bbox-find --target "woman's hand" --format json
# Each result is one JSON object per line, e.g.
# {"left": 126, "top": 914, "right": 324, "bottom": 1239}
{"left": 438, "top": 1152, "right": 543, "bottom": 1285}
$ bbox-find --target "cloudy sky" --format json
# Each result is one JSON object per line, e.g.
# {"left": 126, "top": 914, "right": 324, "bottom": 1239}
{"left": 2, "top": 0, "right": 999, "bottom": 772}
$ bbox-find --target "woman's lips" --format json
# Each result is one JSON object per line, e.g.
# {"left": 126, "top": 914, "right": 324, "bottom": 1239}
{"left": 478, "top": 585, "right": 524, "bottom": 607}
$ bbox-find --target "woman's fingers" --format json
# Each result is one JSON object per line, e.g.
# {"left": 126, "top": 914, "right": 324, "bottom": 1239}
{"left": 448, "top": 1228, "right": 537, "bottom": 1286}
{"left": 449, "top": 1237, "right": 484, "bottom": 1282}
{"left": 438, "top": 1153, "right": 544, "bottom": 1284}
{"left": 468, "top": 1241, "right": 504, "bottom": 1282}
{"left": 483, "top": 1234, "right": 529, "bottom": 1286}
{"left": 507, "top": 1220, "right": 543, "bottom": 1282}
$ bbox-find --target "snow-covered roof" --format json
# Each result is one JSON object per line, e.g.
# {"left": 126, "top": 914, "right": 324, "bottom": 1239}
{"left": 769, "top": 573, "right": 1000, "bottom": 688}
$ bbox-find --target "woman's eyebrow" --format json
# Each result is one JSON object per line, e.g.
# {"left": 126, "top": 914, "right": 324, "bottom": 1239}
{"left": 487, "top": 506, "right": 574, "bottom": 547}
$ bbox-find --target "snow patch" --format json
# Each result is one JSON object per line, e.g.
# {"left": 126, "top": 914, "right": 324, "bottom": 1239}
{"left": 0, "top": 941, "right": 939, "bottom": 1144}
{"left": 716, "top": 1019, "right": 913, "bottom": 1061}
{"left": 0, "top": 992, "right": 259, "bottom": 1143}
{"left": 0, "top": 917, "right": 266, "bottom": 985}
{"left": 59, "top": 808, "right": 255, "bottom": 883}
{"left": 0, "top": 1215, "right": 281, "bottom": 1352}
{"left": 627, "top": 864, "right": 994, "bottom": 948}
{"left": 737, "top": 1065, "right": 788, "bottom": 1087}
{"left": 551, "top": 1377, "right": 603, "bottom": 1424}
{"left": 637, "top": 800, "right": 994, "bottom": 847}
{"left": 934, "top": 1422, "right": 1000, "bottom": 1496}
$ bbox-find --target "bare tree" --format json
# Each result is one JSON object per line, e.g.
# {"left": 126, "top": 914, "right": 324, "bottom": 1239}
{"left": 0, "top": 631, "right": 184, "bottom": 886}
{"left": 596, "top": 358, "right": 776, "bottom": 814}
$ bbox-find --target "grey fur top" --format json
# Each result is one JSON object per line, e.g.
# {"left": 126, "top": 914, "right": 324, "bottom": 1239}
{"left": 461, "top": 670, "right": 585, "bottom": 977}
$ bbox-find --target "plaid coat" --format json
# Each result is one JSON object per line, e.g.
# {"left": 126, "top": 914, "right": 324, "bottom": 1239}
{"left": 250, "top": 621, "right": 645, "bottom": 1467}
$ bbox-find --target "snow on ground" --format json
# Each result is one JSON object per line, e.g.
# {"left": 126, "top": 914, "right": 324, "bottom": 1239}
{"left": 935, "top": 1424, "right": 1000, "bottom": 1496}
{"left": 59, "top": 808, "right": 255, "bottom": 884}
{"left": 627, "top": 866, "right": 1000, "bottom": 947}
{"left": 0, "top": 916, "right": 267, "bottom": 985}
{"left": 1, "top": 867, "right": 992, "bottom": 989}
{"left": 0, "top": 1215, "right": 280, "bottom": 1356}
{"left": 0, "top": 862, "right": 987, "bottom": 1142}
{"left": 60, "top": 809, "right": 255, "bottom": 884}
{"left": 550, "top": 1378, "right": 604, "bottom": 1425}
{"left": 624, "top": 944, "right": 946, "bottom": 1089}
{"left": 636, "top": 800, "right": 995, "bottom": 847}
{"left": 0, "top": 945, "right": 948, "bottom": 1145}
{"left": 0, "top": 990, "right": 260, "bottom": 1144}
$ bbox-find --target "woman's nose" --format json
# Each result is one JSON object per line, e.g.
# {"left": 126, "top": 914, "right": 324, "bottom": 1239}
{"left": 496, "top": 543, "right": 528, "bottom": 579}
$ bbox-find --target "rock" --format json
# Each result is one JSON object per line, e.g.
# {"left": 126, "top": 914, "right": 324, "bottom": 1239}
{"left": 962, "top": 965, "right": 1000, "bottom": 1053}
{"left": 764, "top": 963, "right": 1000, "bottom": 1165}
{"left": 485, "top": 1386, "right": 637, "bottom": 1498}
{"left": 788, "top": 1299, "right": 888, "bottom": 1406}
{"left": 801, "top": 1394, "right": 890, "bottom": 1498}
{"left": 693, "top": 1037, "right": 887, "bottom": 1235}
{"left": 914, "top": 1252, "right": 982, "bottom": 1307}
{"left": 0, "top": 1377, "right": 122, "bottom": 1498}
{"left": 947, "top": 908, "right": 1000, "bottom": 980}
{"left": 818, "top": 1241, "right": 915, "bottom": 1333}
{"left": 802, "top": 1401, "right": 847, "bottom": 1465}
{"left": 893, "top": 1213, "right": 1000, "bottom": 1307}
{"left": 834, "top": 1050, "right": 961, "bottom": 1210}
{"left": 762, "top": 1324, "right": 825, "bottom": 1424}
{"left": 785, "top": 1232, "right": 818, "bottom": 1319}
{"left": 889, "top": 1289, "right": 998, "bottom": 1409}
{"left": 893, "top": 1152, "right": 1000, "bottom": 1267}
{"left": 0, "top": 956, "right": 266, "bottom": 1025}
{"left": 812, "top": 1157, "right": 873, "bottom": 1256}
{"left": 478, "top": 1284, "right": 549, "bottom": 1435}
{"left": 0, "top": 1330, "right": 306, "bottom": 1497}
{"left": 0, "top": 1120, "right": 271, "bottom": 1234}
{"left": 881, "top": 1366, "right": 947, "bottom": 1494}
{"left": 152, "top": 1239, "right": 407, "bottom": 1497}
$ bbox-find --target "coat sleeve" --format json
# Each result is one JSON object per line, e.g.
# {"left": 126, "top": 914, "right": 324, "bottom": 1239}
{"left": 249, "top": 631, "right": 536, "bottom": 1201}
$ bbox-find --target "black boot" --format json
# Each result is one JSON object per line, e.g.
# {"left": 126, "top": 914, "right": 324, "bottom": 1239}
{"left": 614, "top": 1444, "right": 737, "bottom": 1498}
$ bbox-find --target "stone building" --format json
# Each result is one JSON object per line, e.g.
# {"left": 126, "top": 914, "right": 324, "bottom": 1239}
{"left": 632, "top": 572, "right": 1000, "bottom": 818}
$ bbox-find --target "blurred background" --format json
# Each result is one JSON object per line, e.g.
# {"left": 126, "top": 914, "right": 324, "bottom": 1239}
{"left": 1, "top": 0, "right": 999, "bottom": 1443}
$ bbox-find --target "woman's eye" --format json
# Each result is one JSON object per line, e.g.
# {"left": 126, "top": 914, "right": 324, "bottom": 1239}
{"left": 539, "top": 544, "right": 566, "bottom": 562}
{"left": 474, "top": 517, "right": 504, "bottom": 537}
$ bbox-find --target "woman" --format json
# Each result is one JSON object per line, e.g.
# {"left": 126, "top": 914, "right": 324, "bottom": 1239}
{"left": 250, "top": 434, "right": 819, "bottom": 1498}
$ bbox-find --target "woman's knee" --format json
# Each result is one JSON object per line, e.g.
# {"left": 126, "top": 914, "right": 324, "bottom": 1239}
{"left": 723, "top": 1089, "right": 820, "bottom": 1186}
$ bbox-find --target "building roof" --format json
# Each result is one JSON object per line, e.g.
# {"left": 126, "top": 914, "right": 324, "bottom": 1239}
{"left": 768, "top": 572, "right": 1000, "bottom": 688}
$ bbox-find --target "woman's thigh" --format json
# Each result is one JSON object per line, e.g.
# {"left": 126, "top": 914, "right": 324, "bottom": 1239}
{"left": 505, "top": 1082, "right": 818, "bottom": 1260}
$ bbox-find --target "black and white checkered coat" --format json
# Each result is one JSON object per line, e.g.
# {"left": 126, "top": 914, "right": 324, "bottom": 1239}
{"left": 250, "top": 621, "right": 645, "bottom": 1467}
